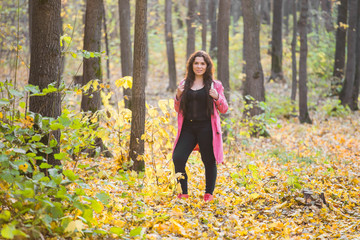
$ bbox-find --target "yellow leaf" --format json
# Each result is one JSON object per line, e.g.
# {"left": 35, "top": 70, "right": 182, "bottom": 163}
{"left": 19, "top": 164, "right": 28, "bottom": 172}
{"left": 65, "top": 220, "right": 84, "bottom": 233}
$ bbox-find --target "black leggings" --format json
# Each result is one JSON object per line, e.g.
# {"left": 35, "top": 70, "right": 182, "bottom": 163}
{"left": 172, "top": 119, "right": 217, "bottom": 194}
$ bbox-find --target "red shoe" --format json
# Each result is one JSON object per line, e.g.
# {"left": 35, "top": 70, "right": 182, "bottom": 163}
{"left": 177, "top": 194, "right": 189, "bottom": 199}
{"left": 204, "top": 193, "right": 214, "bottom": 202}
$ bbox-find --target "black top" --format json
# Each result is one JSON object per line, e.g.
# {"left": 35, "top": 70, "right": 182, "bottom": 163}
{"left": 185, "top": 87, "right": 210, "bottom": 121}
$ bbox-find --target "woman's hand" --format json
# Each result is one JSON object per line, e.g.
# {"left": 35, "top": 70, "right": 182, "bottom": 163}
{"left": 176, "top": 82, "right": 185, "bottom": 100}
{"left": 209, "top": 88, "right": 219, "bottom": 100}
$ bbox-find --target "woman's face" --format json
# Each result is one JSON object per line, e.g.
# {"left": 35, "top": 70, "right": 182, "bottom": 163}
{"left": 192, "top": 56, "right": 207, "bottom": 77}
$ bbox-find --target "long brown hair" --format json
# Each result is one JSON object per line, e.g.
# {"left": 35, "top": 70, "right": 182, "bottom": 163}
{"left": 180, "top": 50, "right": 215, "bottom": 117}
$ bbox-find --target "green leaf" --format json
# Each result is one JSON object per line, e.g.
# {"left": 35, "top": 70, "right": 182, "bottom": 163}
{"left": 54, "top": 152, "right": 66, "bottom": 160}
{"left": 39, "top": 163, "right": 53, "bottom": 169}
{"left": 49, "top": 139, "right": 58, "bottom": 148}
{"left": 0, "top": 98, "right": 10, "bottom": 106}
{"left": 1, "top": 223, "right": 15, "bottom": 239}
{"left": 19, "top": 101, "right": 26, "bottom": 108}
{"left": 12, "top": 148, "right": 26, "bottom": 154}
{"left": 31, "top": 134, "right": 42, "bottom": 142}
{"left": 110, "top": 227, "right": 124, "bottom": 236}
{"left": 9, "top": 89, "right": 24, "bottom": 98}
{"left": 129, "top": 227, "right": 142, "bottom": 237}
{"left": 63, "top": 169, "right": 78, "bottom": 181}
{"left": 90, "top": 200, "right": 103, "bottom": 214}
{"left": 24, "top": 84, "right": 40, "bottom": 93}
{"left": 96, "top": 192, "right": 111, "bottom": 205}
{"left": 0, "top": 210, "right": 11, "bottom": 222}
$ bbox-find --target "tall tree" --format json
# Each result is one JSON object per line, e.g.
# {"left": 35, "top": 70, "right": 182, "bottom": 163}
{"left": 186, "top": 0, "right": 197, "bottom": 59}
{"left": 291, "top": 0, "right": 298, "bottom": 107}
{"left": 119, "top": 0, "right": 133, "bottom": 109}
{"left": 353, "top": 1, "right": 360, "bottom": 110}
{"left": 320, "top": 0, "right": 333, "bottom": 32}
{"left": 231, "top": 0, "right": 242, "bottom": 34}
{"left": 339, "top": 0, "right": 359, "bottom": 110}
{"left": 165, "top": 0, "right": 177, "bottom": 91}
{"left": 270, "top": 0, "right": 285, "bottom": 82}
{"left": 217, "top": 0, "right": 231, "bottom": 101}
{"left": 28, "top": 0, "right": 62, "bottom": 170}
{"left": 260, "top": 0, "right": 271, "bottom": 25}
{"left": 332, "top": 0, "right": 347, "bottom": 91}
{"left": 283, "top": 0, "right": 291, "bottom": 36}
{"left": 200, "top": 0, "right": 208, "bottom": 50}
{"left": 241, "top": 0, "right": 265, "bottom": 117}
{"left": 208, "top": 0, "right": 218, "bottom": 58}
{"left": 298, "top": 0, "right": 312, "bottom": 124}
{"left": 129, "top": 0, "right": 147, "bottom": 172}
{"left": 81, "top": 0, "right": 103, "bottom": 113}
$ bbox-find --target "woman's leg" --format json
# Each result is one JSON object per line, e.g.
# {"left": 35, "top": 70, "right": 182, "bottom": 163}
{"left": 172, "top": 124, "right": 197, "bottom": 194}
{"left": 197, "top": 121, "right": 217, "bottom": 194}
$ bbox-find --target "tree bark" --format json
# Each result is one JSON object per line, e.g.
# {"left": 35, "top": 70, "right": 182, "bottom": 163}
{"left": 298, "top": 0, "right": 312, "bottom": 124}
{"left": 119, "top": 0, "right": 133, "bottom": 109}
{"left": 174, "top": 1, "right": 184, "bottom": 29}
{"left": 261, "top": 0, "right": 271, "bottom": 25}
{"left": 82, "top": 0, "right": 103, "bottom": 113}
{"left": 352, "top": 1, "right": 360, "bottom": 110}
{"left": 291, "top": 0, "right": 298, "bottom": 106}
{"left": 200, "top": 0, "right": 208, "bottom": 50}
{"left": 103, "top": 2, "right": 110, "bottom": 81}
{"left": 339, "top": 0, "right": 358, "bottom": 110}
{"left": 209, "top": 0, "right": 218, "bottom": 58}
{"left": 217, "top": 0, "right": 231, "bottom": 101}
{"left": 29, "top": 0, "right": 62, "bottom": 169}
{"left": 270, "top": 0, "right": 285, "bottom": 82}
{"left": 186, "top": 0, "right": 197, "bottom": 60}
{"left": 165, "top": 0, "right": 177, "bottom": 92}
{"left": 332, "top": 0, "right": 347, "bottom": 91}
{"left": 231, "top": 0, "right": 242, "bottom": 34}
{"left": 130, "top": 0, "right": 147, "bottom": 172}
{"left": 320, "top": 0, "right": 333, "bottom": 32}
{"left": 241, "top": 0, "right": 265, "bottom": 117}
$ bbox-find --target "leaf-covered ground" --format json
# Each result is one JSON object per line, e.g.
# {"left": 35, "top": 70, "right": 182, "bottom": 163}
{"left": 66, "top": 88, "right": 360, "bottom": 239}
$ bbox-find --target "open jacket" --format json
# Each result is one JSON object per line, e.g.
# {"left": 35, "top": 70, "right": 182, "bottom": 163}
{"left": 173, "top": 79, "right": 228, "bottom": 164}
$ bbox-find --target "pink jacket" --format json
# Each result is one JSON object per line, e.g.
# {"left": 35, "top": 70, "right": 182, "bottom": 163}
{"left": 173, "top": 79, "right": 228, "bottom": 164}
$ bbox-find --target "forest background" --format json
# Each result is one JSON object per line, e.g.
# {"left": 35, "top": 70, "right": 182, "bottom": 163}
{"left": 0, "top": 0, "right": 359, "bottom": 239}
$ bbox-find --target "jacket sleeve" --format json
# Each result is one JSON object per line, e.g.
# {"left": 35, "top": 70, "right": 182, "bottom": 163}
{"left": 214, "top": 81, "right": 228, "bottom": 114}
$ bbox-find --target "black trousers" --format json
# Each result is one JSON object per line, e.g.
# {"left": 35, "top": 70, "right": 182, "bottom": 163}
{"left": 172, "top": 119, "right": 217, "bottom": 194}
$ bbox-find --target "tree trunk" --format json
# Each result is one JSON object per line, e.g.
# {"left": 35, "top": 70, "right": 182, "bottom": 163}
{"left": 186, "top": 0, "right": 197, "bottom": 60}
{"left": 82, "top": 0, "right": 103, "bottom": 113}
{"left": 200, "top": 0, "right": 208, "bottom": 50}
{"left": 339, "top": 0, "right": 358, "bottom": 110}
{"left": 217, "top": 0, "right": 231, "bottom": 101}
{"left": 174, "top": 1, "right": 184, "bottom": 29}
{"left": 332, "top": 0, "right": 347, "bottom": 95}
{"left": 231, "top": 0, "right": 242, "bottom": 34}
{"left": 352, "top": 2, "right": 360, "bottom": 110}
{"left": 241, "top": 0, "right": 265, "bottom": 117}
{"left": 270, "top": 0, "right": 285, "bottom": 82}
{"left": 119, "top": 0, "right": 133, "bottom": 109}
{"left": 283, "top": 0, "right": 291, "bottom": 36}
{"left": 209, "top": 0, "right": 218, "bottom": 58}
{"left": 165, "top": 0, "right": 177, "bottom": 92}
{"left": 320, "top": 0, "right": 333, "bottom": 32}
{"left": 29, "top": 0, "right": 62, "bottom": 169}
{"left": 103, "top": 2, "right": 110, "bottom": 81}
{"left": 298, "top": 0, "right": 312, "bottom": 124}
{"left": 130, "top": 0, "right": 147, "bottom": 172}
{"left": 261, "top": 0, "right": 271, "bottom": 25}
{"left": 291, "top": 0, "right": 298, "bottom": 107}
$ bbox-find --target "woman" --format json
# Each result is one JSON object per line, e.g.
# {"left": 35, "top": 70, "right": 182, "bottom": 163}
{"left": 173, "top": 50, "right": 228, "bottom": 202}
